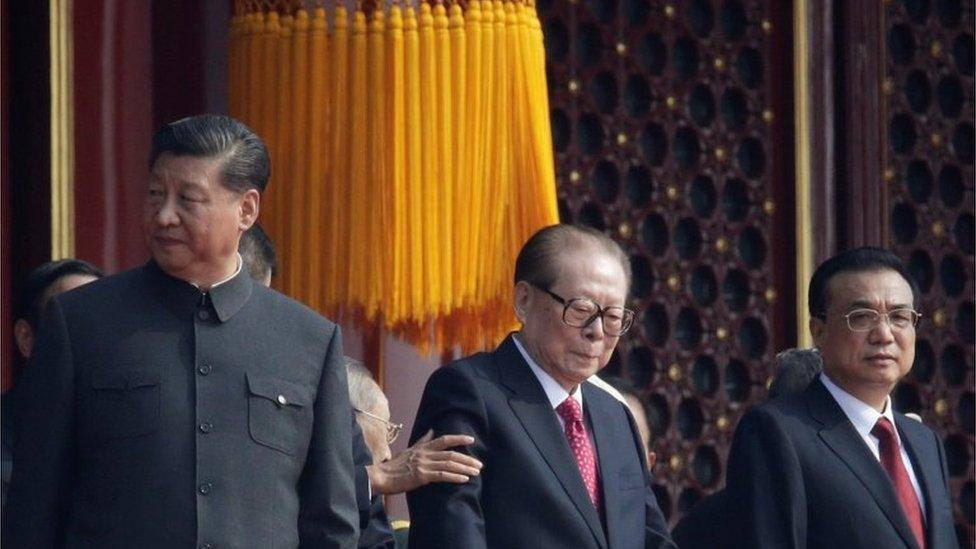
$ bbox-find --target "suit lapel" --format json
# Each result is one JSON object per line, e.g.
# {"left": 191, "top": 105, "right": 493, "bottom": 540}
{"left": 584, "top": 383, "right": 626, "bottom": 546}
{"left": 897, "top": 415, "right": 942, "bottom": 542}
{"left": 807, "top": 381, "right": 920, "bottom": 549}
{"left": 496, "top": 338, "right": 608, "bottom": 549}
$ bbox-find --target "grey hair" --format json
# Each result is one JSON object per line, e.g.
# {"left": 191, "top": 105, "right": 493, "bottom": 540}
{"left": 345, "top": 357, "right": 383, "bottom": 412}
{"left": 768, "top": 348, "right": 823, "bottom": 399}
{"left": 514, "top": 224, "right": 631, "bottom": 291}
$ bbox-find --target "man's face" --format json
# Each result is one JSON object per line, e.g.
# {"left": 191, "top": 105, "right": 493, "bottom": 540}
{"left": 811, "top": 269, "right": 916, "bottom": 404}
{"left": 516, "top": 247, "right": 628, "bottom": 392}
{"left": 144, "top": 153, "right": 258, "bottom": 285}
{"left": 357, "top": 393, "right": 392, "bottom": 465}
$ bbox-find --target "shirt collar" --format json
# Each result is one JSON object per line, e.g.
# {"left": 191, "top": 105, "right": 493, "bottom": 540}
{"left": 190, "top": 253, "right": 243, "bottom": 291}
{"left": 819, "top": 372, "right": 897, "bottom": 441}
{"left": 512, "top": 334, "right": 584, "bottom": 410}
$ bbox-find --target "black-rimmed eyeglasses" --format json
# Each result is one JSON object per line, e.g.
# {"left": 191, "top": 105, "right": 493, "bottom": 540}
{"left": 532, "top": 283, "right": 636, "bottom": 337}
{"left": 354, "top": 408, "right": 404, "bottom": 444}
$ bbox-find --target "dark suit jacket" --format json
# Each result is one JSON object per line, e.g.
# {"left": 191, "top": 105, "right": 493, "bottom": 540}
{"left": 672, "top": 488, "right": 727, "bottom": 549}
{"left": 2, "top": 261, "right": 360, "bottom": 548}
{"left": 726, "top": 378, "right": 959, "bottom": 549}
{"left": 406, "top": 335, "right": 675, "bottom": 549}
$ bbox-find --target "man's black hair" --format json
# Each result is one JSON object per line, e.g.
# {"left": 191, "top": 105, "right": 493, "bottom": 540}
{"left": 149, "top": 114, "right": 271, "bottom": 194}
{"left": 239, "top": 224, "right": 278, "bottom": 281}
{"left": 808, "top": 246, "right": 921, "bottom": 319}
{"left": 16, "top": 259, "right": 103, "bottom": 329}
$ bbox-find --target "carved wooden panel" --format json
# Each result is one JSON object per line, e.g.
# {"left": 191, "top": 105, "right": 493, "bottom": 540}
{"left": 884, "top": 0, "right": 975, "bottom": 543}
{"left": 540, "top": 0, "right": 795, "bottom": 524}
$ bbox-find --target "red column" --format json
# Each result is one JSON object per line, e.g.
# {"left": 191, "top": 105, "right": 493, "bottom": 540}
{"left": 72, "top": 0, "right": 153, "bottom": 274}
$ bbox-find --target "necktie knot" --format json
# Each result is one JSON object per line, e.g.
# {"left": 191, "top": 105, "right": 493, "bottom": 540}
{"left": 872, "top": 416, "right": 898, "bottom": 443}
{"left": 556, "top": 397, "right": 583, "bottom": 424}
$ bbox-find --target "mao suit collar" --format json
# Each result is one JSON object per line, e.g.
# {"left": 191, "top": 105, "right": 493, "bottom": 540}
{"left": 144, "top": 260, "right": 253, "bottom": 323}
{"left": 495, "top": 335, "right": 608, "bottom": 549}
{"left": 805, "top": 379, "right": 923, "bottom": 549}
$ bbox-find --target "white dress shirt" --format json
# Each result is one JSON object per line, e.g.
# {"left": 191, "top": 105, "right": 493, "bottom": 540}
{"left": 819, "top": 373, "right": 926, "bottom": 516}
{"left": 513, "top": 335, "right": 583, "bottom": 431}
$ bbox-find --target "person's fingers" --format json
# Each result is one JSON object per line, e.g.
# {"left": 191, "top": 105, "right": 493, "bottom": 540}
{"left": 427, "top": 434, "right": 475, "bottom": 451}
{"left": 429, "top": 457, "right": 481, "bottom": 476}
{"left": 419, "top": 468, "right": 470, "bottom": 484}
{"left": 428, "top": 450, "right": 482, "bottom": 469}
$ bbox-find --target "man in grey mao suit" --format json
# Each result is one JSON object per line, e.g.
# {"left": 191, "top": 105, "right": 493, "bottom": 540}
{"left": 407, "top": 224, "right": 675, "bottom": 549}
{"left": 2, "top": 115, "right": 359, "bottom": 548}
{"left": 725, "top": 247, "right": 959, "bottom": 549}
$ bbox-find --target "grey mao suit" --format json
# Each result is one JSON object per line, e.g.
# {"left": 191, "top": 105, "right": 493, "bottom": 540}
{"left": 2, "top": 261, "right": 359, "bottom": 549}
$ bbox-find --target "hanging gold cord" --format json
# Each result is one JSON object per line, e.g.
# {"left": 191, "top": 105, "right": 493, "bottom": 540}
{"left": 228, "top": 0, "right": 559, "bottom": 355}
{"left": 306, "top": 5, "right": 328, "bottom": 311}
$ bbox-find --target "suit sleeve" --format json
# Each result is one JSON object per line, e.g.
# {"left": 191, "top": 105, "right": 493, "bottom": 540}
{"left": 2, "top": 298, "right": 76, "bottom": 547}
{"left": 725, "top": 406, "right": 807, "bottom": 549}
{"left": 298, "top": 325, "right": 360, "bottom": 549}
{"left": 406, "top": 365, "right": 489, "bottom": 549}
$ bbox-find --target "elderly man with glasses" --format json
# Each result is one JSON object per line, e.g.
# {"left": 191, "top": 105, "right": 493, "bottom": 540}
{"left": 725, "top": 246, "right": 959, "bottom": 549}
{"left": 407, "top": 224, "right": 675, "bottom": 549}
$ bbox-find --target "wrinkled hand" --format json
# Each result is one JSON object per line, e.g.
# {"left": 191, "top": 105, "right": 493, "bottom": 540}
{"left": 367, "top": 430, "right": 483, "bottom": 495}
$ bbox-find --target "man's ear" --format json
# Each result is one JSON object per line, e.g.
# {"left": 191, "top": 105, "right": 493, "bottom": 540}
{"left": 14, "top": 319, "right": 34, "bottom": 360}
{"left": 513, "top": 281, "right": 532, "bottom": 323}
{"left": 809, "top": 316, "right": 825, "bottom": 347}
{"left": 239, "top": 189, "right": 260, "bottom": 230}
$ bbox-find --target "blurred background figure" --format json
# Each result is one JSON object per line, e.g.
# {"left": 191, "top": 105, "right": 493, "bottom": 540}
{"left": 238, "top": 224, "right": 276, "bottom": 287}
{"left": 4, "top": 258, "right": 103, "bottom": 508}
{"left": 595, "top": 375, "right": 657, "bottom": 469}
{"left": 768, "top": 347, "right": 823, "bottom": 399}
{"left": 12, "top": 259, "right": 103, "bottom": 361}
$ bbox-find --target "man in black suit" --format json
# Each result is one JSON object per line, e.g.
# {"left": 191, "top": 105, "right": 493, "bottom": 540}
{"left": 407, "top": 224, "right": 675, "bottom": 549}
{"left": 726, "top": 247, "right": 959, "bottom": 548}
{"left": 3, "top": 115, "right": 359, "bottom": 548}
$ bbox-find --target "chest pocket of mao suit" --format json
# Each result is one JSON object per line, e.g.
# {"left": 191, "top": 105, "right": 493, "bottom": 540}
{"left": 246, "top": 372, "right": 314, "bottom": 456}
{"left": 89, "top": 369, "right": 161, "bottom": 440}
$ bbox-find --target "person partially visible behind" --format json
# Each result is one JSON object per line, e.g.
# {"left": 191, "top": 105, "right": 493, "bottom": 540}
{"left": 3, "top": 259, "right": 103, "bottom": 508}
{"left": 239, "top": 223, "right": 276, "bottom": 287}
{"left": 672, "top": 347, "right": 821, "bottom": 548}
{"left": 594, "top": 375, "right": 657, "bottom": 469}
{"left": 725, "top": 247, "right": 959, "bottom": 548}
{"left": 346, "top": 358, "right": 482, "bottom": 495}
{"left": 768, "top": 347, "right": 823, "bottom": 399}
{"left": 408, "top": 224, "right": 674, "bottom": 549}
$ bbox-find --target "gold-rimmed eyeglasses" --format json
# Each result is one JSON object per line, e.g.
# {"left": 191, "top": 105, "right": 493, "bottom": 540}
{"left": 531, "top": 283, "right": 636, "bottom": 337}
{"left": 840, "top": 308, "right": 922, "bottom": 332}
{"left": 354, "top": 408, "right": 404, "bottom": 444}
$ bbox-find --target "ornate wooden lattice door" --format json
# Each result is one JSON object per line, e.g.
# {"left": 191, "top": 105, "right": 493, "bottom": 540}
{"left": 541, "top": 0, "right": 795, "bottom": 524}
{"left": 884, "top": 0, "right": 975, "bottom": 542}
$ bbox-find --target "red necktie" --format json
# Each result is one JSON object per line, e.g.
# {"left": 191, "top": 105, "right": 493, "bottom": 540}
{"left": 556, "top": 397, "right": 601, "bottom": 510}
{"left": 872, "top": 417, "right": 926, "bottom": 549}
